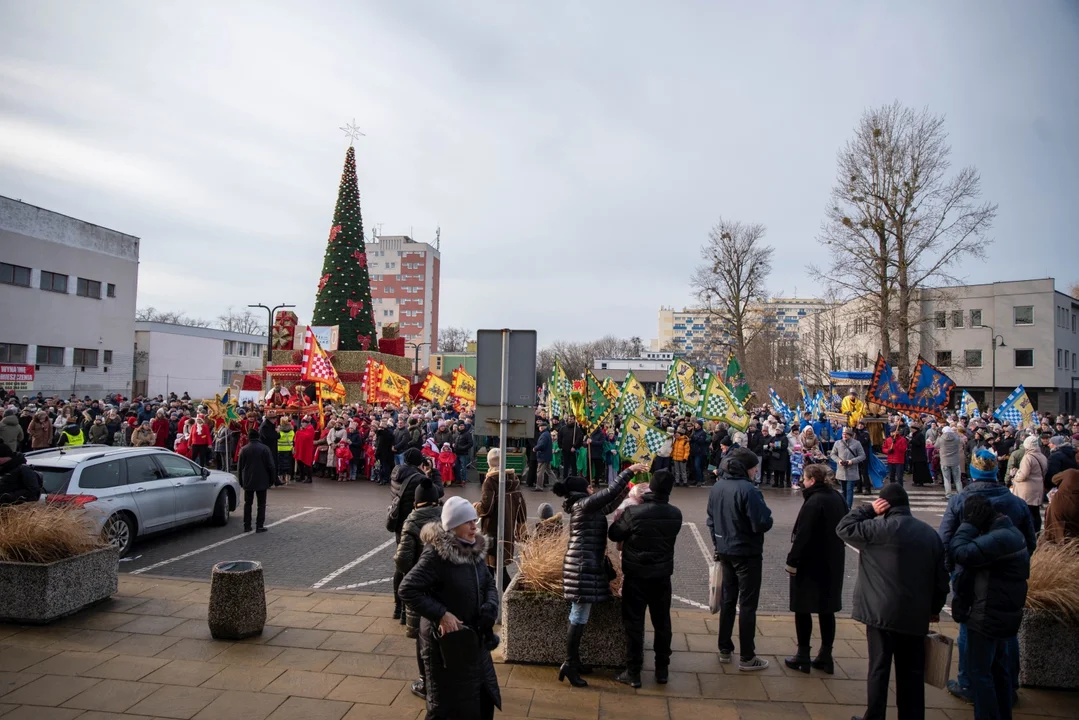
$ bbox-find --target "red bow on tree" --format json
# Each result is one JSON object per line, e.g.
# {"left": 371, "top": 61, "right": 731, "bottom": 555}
{"left": 329, "top": 225, "right": 342, "bottom": 243}
{"left": 357, "top": 335, "right": 371, "bottom": 350}
{"left": 317, "top": 274, "right": 331, "bottom": 293}
{"left": 351, "top": 250, "right": 367, "bottom": 267}
{"left": 346, "top": 299, "right": 364, "bottom": 318}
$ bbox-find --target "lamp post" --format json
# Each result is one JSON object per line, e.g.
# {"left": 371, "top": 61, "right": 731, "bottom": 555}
{"left": 248, "top": 303, "right": 295, "bottom": 367}
{"left": 405, "top": 341, "right": 431, "bottom": 382}
{"left": 981, "top": 324, "right": 1006, "bottom": 410}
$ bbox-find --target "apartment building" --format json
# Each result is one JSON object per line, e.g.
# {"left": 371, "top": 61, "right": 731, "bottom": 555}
{"left": 0, "top": 196, "right": 139, "bottom": 397}
{"left": 367, "top": 234, "right": 440, "bottom": 370}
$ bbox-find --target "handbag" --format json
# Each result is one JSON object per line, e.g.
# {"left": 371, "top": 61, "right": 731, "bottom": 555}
{"left": 384, "top": 493, "right": 401, "bottom": 532}
{"left": 434, "top": 625, "right": 479, "bottom": 666}
{"left": 708, "top": 560, "right": 723, "bottom": 614}
{"left": 923, "top": 631, "right": 954, "bottom": 689}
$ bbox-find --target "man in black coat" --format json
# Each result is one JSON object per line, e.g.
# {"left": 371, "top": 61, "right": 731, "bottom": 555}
{"left": 559, "top": 416, "right": 585, "bottom": 479}
{"left": 452, "top": 421, "right": 473, "bottom": 485}
{"left": 258, "top": 416, "right": 279, "bottom": 473}
{"left": 0, "top": 439, "right": 43, "bottom": 505}
{"left": 375, "top": 420, "right": 396, "bottom": 485}
{"left": 836, "top": 484, "right": 950, "bottom": 720}
{"left": 238, "top": 430, "right": 276, "bottom": 533}
{"left": 608, "top": 469, "right": 683, "bottom": 687}
{"left": 854, "top": 421, "right": 873, "bottom": 495}
{"left": 689, "top": 421, "right": 710, "bottom": 486}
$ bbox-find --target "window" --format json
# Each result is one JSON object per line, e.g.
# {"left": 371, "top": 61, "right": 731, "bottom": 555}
{"left": 222, "top": 370, "right": 232, "bottom": 385}
{"left": 951, "top": 311, "right": 964, "bottom": 328}
{"left": 125, "top": 456, "right": 160, "bottom": 485}
{"left": 964, "top": 349, "right": 982, "bottom": 368}
{"left": 1068, "top": 352, "right": 1071, "bottom": 371}
{"left": 40, "top": 271, "right": 68, "bottom": 293}
{"left": 223, "top": 340, "right": 234, "bottom": 355}
{"left": 73, "top": 348, "right": 98, "bottom": 367}
{"left": 237, "top": 342, "right": 248, "bottom": 356}
{"left": 76, "top": 277, "right": 101, "bottom": 298}
{"left": 970, "top": 309, "right": 982, "bottom": 327}
{"left": 935, "top": 351, "right": 953, "bottom": 367}
{"left": 600, "top": 362, "right": 607, "bottom": 370}
{"left": 1014, "top": 349, "right": 1034, "bottom": 368}
{"left": 0, "top": 262, "right": 31, "bottom": 287}
{"left": 106, "top": 283, "right": 116, "bottom": 298}
{"left": 1014, "top": 306, "right": 1034, "bottom": 325}
{"left": 935, "top": 311, "right": 947, "bottom": 329}
{"left": 1059, "top": 349, "right": 1064, "bottom": 368}
{"left": 1074, "top": 353, "right": 1077, "bottom": 370}
{"left": 0, "top": 343, "right": 28, "bottom": 363}
{"left": 103, "top": 350, "right": 113, "bottom": 365}
{"left": 156, "top": 455, "right": 200, "bottom": 478}
{"left": 36, "top": 346, "right": 64, "bottom": 366}
{"left": 78, "top": 461, "right": 124, "bottom": 489}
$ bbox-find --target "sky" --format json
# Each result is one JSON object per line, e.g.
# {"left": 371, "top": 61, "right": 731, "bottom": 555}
{"left": 1, "top": 0, "right": 1077, "bottom": 347}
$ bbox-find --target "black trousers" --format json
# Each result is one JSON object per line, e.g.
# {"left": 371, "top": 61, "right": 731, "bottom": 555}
{"left": 716, "top": 554, "right": 762, "bottom": 661}
{"left": 1028, "top": 504, "right": 1041, "bottom": 534}
{"left": 243, "top": 489, "right": 266, "bottom": 530}
{"left": 296, "top": 462, "right": 312, "bottom": 483}
{"left": 622, "top": 574, "right": 672, "bottom": 672}
{"left": 795, "top": 612, "right": 835, "bottom": 651}
{"left": 857, "top": 460, "right": 871, "bottom": 492}
{"left": 192, "top": 444, "right": 211, "bottom": 468}
{"left": 865, "top": 626, "right": 925, "bottom": 720}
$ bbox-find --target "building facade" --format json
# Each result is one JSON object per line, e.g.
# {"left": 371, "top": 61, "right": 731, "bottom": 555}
{"left": 366, "top": 234, "right": 441, "bottom": 370}
{"left": 594, "top": 352, "right": 674, "bottom": 373}
{"left": 0, "top": 196, "right": 139, "bottom": 398}
{"left": 830, "top": 279, "right": 1079, "bottom": 414}
{"left": 134, "top": 322, "right": 266, "bottom": 399}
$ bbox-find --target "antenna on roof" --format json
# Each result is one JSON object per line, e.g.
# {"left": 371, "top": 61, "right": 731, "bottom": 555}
{"left": 435, "top": 226, "right": 441, "bottom": 250}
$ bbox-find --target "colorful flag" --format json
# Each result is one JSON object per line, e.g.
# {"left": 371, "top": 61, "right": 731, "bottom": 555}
{"left": 618, "top": 371, "right": 647, "bottom": 417}
{"left": 993, "top": 385, "right": 1036, "bottom": 429}
{"left": 769, "top": 387, "right": 794, "bottom": 424}
{"left": 379, "top": 365, "right": 411, "bottom": 401}
{"left": 662, "top": 361, "right": 679, "bottom": 398}
{"left": 797, "top": 375, "right": 816, "bottom": 416}
{"left": 701, "top": 374, "right": 750, "bottom": 431}
{"left": 867, "top": 353, "right": 955, "bottom": 418}
{"left": 551, "top": 360, "right": 573, "bottom": 398}
{"left": 301, "top": 327, "right": 346, "bottom": 399}
{"left": 725, "top": 351, "right": 752, "bottom": 405}
{"left": 672, "top": 359, "right": 702, "bottom": 410}
{"left": 582, "top": 370, "right": 617, "bottom": 433}
{"left": 617, "top": 414, "right": 667, "bottom": 464}
{"left": 959, "top": 390, "right": 980, "bottom": 418}
{"left": 418, "top": 373, "right": 452, "bottom": 405}
{"left": 450, "top": 367, "right": 476, "bottom": 402}
{"left": 601, "top": 376, "right": 620, "bottom": 400}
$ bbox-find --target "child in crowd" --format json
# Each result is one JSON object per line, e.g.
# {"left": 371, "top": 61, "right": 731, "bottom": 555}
{"left": 437, "top": 442, "right": 456, "bottom": 482}
{"left": 334, "top": 439, "right": 353, "bottom": 482}
{"left": 365, "top": 430, "right": 377, "bottom": 481}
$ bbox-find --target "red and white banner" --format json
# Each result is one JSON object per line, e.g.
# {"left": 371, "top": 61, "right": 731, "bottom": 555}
{"left": 0, "top": 364, "right": 34, "bottom": 391}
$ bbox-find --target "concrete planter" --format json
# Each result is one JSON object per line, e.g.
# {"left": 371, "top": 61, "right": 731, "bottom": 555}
{"left": 502, "top": 573, "right": 625, "bottom": 667}
{"left": 0, "top": 546, "right": 119, "bottom": 624}
{"left": 208, "top": 560, "right": 266, "bottom": 640}
{"left": 1019, "top": 608, "right": 1079, "bottom": 690}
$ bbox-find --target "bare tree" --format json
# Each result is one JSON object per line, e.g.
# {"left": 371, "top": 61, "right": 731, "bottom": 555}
{"left": 216, "top": 307, "right": 266, "bottom": 335}
{"left": 813, "top": 102, "right": 996, "bottom": 383}
{"left": 1069, "top": 282, "right": 1079, "bottom": 300}
{"left": 691, "top": 219, "right": 772, "bottom": 365}
{"left": 135, "top": 307, "right": 212, "bottom": 327}
{"left": 438, "top": 326, "right": 473, "bottom": 353}
{"left": 536, "top": 335, "right": 641, "bottom": 381}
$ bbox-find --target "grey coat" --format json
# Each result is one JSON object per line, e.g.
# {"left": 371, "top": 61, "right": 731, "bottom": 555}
{"left": 936, "top": 431, "right": 962, "bottom": 467}
{"left": 830, "top": 437, "right": 866, "bottom": 482}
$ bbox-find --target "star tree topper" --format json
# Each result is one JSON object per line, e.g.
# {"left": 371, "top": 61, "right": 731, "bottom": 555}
{"left": 339, "top": 118, "right": 365, "bottom": 146}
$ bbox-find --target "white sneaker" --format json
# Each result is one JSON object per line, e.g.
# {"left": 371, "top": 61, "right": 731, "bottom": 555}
{"left": 738, "top": 656, "right": 770, "bottom": 672}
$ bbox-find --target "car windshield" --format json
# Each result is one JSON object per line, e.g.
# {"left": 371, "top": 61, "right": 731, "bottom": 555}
{"left": 28, "top": 465, "right": 74, "bottom": 493}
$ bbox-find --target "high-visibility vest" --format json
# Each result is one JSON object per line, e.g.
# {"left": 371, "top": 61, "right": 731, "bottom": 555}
{"left": 63, "top": 429, "right": 85, "bottom": 446}
{"left": 277, "top": 430, "right": 295, "bottom": 453}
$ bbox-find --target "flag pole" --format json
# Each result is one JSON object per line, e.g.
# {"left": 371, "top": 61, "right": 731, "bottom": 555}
{"left": 584, "top": 372, "right": 593, "bottom": 489}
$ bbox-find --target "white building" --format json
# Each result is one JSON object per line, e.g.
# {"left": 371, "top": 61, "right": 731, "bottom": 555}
{"left": 594, "top": 352, "right": 674, "bottom": 373}
{"left": 367, "top": 234, "right": 441, "bottom": 369}
{"left": 134, "top": 322, "right": 266, "bottom": 399}
{"left": 831, "top": 278, "right": 1079, "bottom": 414}
{"left": 0, "top": 196, "right": 139, "bottom": 397}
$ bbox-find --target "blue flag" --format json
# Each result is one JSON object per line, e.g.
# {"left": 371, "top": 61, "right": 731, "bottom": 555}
{"left": 769, "top": 387, "right": 793, "bottom": 425}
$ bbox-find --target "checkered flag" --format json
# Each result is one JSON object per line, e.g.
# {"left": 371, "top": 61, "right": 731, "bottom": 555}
{"left": 301, "top": 327, "right": 346, "bottom": 398}
{"left": 618, "top": 415, "right": 667, "bottom": 464}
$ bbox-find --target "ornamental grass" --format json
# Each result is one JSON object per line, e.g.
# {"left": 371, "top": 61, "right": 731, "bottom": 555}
{"left": 513, "top": 521, "right": 622, "bottom": 596}
{"left": 1026, "top": 537, "right": 1079, "bottom": 625}
{"left": 0, "top": 503, "right": 104, "bottom": 564}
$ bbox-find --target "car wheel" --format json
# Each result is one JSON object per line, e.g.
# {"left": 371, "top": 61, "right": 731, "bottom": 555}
{"left": 210, "top": 489, "right": 230, "bottom": 526}
{"left": 102, "top": 513, "right": 135, "bottom": 558}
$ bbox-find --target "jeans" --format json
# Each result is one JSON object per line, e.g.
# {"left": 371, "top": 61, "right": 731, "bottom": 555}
{"left": 692, "top": 455, "right": 705, "bottom": 485}
{"left": 622, "top": 574, "right": 672, "bottom": 672}
{"left": 888, "top": 462, "right": 904, "bottom": 486}
{"left": 569, "top": 601, "right": 592, "bottom": 625}
{"left": 942, "top": 464, "right": 961, "bottom": 496}
{"left": 865, "top": 626, "right": 925, "bottom": 720}
{"left": 966, "top": 627, "right": 1012, "bottom": 720}
{"left": 841, "top": 480, "right": 855, "bottom": 509}
{"left": 957, "top": 624, "right": 1019, "bottom": 701}
{"left": 716, "top": 554, "right": 762, "bottom": 661}
{"left": 394, "top": 453, "right": 405, "bottom": 467}
{"left": 349, "top": 458, "right": 359, "bottom": 480}
{"left": 243, "top": 489, "right": 266, "bottom": 530}
{"left": 455, "top": 455, "right": 466, "bottom": 483}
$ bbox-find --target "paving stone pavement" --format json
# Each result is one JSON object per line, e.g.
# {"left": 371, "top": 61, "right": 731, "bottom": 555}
{"left": 2, "top": 576, "right": 1078, "bottom": 720}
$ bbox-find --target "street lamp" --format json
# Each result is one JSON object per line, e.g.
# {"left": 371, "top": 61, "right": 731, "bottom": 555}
{"left": 979, "top": 324, "right": 1006, "bottom": 410}
{"left": 405, "top": 341, "right": 432, "bottom": 382}
{"left": 249, "top": 303, "right": 295, "bottom": 366}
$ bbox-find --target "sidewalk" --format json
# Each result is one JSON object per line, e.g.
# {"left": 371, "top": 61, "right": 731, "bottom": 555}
{"left": 0, "top": 576, "right": 1075, "bottom": 720}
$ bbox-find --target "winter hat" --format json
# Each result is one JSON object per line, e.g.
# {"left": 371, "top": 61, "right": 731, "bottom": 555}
{"left": 414, "top": 476, "right": 440, "bottom": 505}
{"left": 441, "top": 443, "right": 451, "bottom": 451}
{"left": 487, "top": 447, "right": 500, "bottom": 468}
{"left": 969, "top": 449, "right": 999, "bottom": 481}
{"left": 878, "top": 483, "right": 909, "bottom": 508}
{"left": 552, "top": 476, "right": 589, "bottom": 497}
{"left": 537, "top": 502, "right": 555, "bottom": 521}
{"left": 730, "top": 448, "right": 759, "bottom": 471}
{"left": 403, "top": 448, "right": 424, "bottom": 466}
{"left": 441, "top": 495, "right": 478, "bottom": 531}
{"left": 1049, "top": 435, "right": 1070, "bottom": 449}
{"left": 649, "top": 469, "right": 674, "bottom": 498}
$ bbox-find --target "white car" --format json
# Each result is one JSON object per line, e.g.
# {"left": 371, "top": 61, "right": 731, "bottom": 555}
{"left": 27, "top": 445, "right": 240, "bottom": 557}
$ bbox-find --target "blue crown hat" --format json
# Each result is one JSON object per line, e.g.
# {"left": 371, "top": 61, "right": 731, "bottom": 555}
{"left": 968, "top": 448, "right": 999, "bottom": 481}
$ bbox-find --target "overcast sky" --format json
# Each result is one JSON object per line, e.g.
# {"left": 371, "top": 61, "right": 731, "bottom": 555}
{"left": 1, "top": 1, "right": 1076, "bottom": 346}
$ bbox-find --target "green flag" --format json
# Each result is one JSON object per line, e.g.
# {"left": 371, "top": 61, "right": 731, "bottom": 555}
{"left": 618, "top": 414, "right": 667, "bottom": 464}
{"left": 701, "top": 373, "right": 750, "bottom": 431}
{"left": 725, "top": 351, "right": 752, "bottom": 405}
{"left": 619, "top": 371, "right": 647, "bottom": 417}
{"left": 583, "top": 370, "right": 616, "bottom": 433}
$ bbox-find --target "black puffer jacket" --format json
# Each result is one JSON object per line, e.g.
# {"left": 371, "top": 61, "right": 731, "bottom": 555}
{"left": 608, "top": 492, "right": 683, "bottom": 579}
{"left": 948, "top": 515, "right": 1029, "bottom": 639}
{"left": 394, "top": 504, "right": 444, "bottom": 639}
{"left": 0, "top": 453, "right": 43, "bottom": 505}
{"left": 1046, "top": 445, "right": 1077, "bottom": 493}
{"left": 560, "top": 469, "right": 632, "bottom": 603}
{"left": 389, "top": 465, "right": 435, "bottom": 535}
{"left": 398, "top": 523, "right": 501, "bottom": 719}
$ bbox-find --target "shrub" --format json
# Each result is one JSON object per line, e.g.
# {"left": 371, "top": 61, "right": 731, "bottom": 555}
{"left": 0, "top": 504, "right": 105, "bottom": 564}
{"left": 1026, "top": 538, "right": 1079, "bottom": 626}
{"left": 513, "top": 524, "right": 622, "bottom": 596}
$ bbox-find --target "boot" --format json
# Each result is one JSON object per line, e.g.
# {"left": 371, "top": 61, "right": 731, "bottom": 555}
{"left": 784, "top": 645, "right": 811, "bottom": 674}
{"left": 615, "top": 668, "right": 642, "bottom": 688}
{"left": 558, "top": 623, "right": 588, "bottom": 688}
{"left": 811, "top": 648, "right": 834, "bottom": 675}
{"left": 392, "top": 599, "right": 402, "bottom": 620}
{"left": 655, "top": 665, "right": 669, "bottom": 684}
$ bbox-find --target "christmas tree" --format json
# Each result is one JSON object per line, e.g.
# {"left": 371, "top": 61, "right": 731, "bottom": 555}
{"left": 311, "top": 146, "right": 378, "bottom": 351}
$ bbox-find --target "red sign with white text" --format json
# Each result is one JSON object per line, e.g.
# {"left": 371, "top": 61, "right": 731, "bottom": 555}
{"left": 0, "top": 364, "right": 34, "bottom": 391}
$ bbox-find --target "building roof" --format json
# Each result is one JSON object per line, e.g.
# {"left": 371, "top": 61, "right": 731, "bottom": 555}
{"left": 0, "top": 195, "right": 140, "bottom": 262}
{"left": 591, "top": 369, "right": 669, "bottom": 384}
{"left": 135, "top": 322, "right": 266, "bottom": 343}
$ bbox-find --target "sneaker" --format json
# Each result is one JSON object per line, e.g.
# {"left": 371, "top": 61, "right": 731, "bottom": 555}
{"left": 718, "top": 651, "right": 732, "bottom": 664}
{"left": 410, "top": 678, "right": 425, "bottom": 699}
{"left": 946, "top": 679, "right": 972, "bottom": 704}
{"left": 738, "top": 656, "right": 770, "bottom": 672}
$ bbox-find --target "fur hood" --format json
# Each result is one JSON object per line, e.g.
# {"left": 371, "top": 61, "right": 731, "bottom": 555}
{"left": 420, "top": 521, "right": 488, "bottom": 564}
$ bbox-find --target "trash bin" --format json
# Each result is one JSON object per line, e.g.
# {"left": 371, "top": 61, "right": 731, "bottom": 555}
{"left": 207, "top": 560, "right": 266, "bottom": 640}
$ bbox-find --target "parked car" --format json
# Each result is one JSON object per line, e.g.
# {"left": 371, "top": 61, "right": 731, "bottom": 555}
{"left": 26, "top": 445, "right": 240, "bottom": 557}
